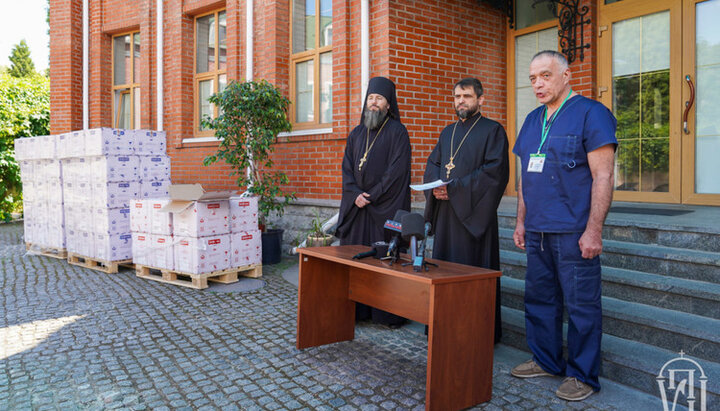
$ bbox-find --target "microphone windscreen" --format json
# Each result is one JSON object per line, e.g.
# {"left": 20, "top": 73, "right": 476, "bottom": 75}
{"left": 401, "top": 212, "right": 425, "bottom": 241}
{"left": 393, "top": 209, "right": 409, "bottom": 221}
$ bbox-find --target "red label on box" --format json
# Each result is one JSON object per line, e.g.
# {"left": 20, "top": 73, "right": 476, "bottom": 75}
{"left": 157, "top": 238, "right": 165, "bottom": 243}
{"left": 207, "top": 203, "right": 220, "bottom": 209}
{"left": 208, "top": 239, "right": 221, "bottom": 245}
{"left": 238, "top": 201, "right": 250, "bottom": 207}
{"left": 135, "top": 203, "right": 143, "bottom": 208}
{"left": 138, "top": 236, "right": 145, "bottom": 240}
{"left": 241, "top": 234, "right": 253, "bottom": 240}
{"left": 180, "top": 240, "right": 189, "bottom": 246}
{"left": 153, "top": 204, "right": 162, "bottom": 209}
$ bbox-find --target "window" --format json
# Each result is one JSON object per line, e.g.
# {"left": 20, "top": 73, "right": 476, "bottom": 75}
{"left": 291, "top": 0, "right": 333, "bottom": 128}
{"left": 195, "top": 9, "right": 227, "bottom": 136}
{"left": 112, "top": 32, "right": 141, "bottom": 129}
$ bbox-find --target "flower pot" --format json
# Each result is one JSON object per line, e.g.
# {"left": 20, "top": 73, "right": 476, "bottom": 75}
{"left": 261, "top": 228, "right": 284, "bottom": 265}
{"left": 306, "top": 235, "right": 333, "bottom": 248}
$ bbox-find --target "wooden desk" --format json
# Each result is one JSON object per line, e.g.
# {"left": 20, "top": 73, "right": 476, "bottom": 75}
{"left": 296, "top": 245, "right": 500, "bottom": 411}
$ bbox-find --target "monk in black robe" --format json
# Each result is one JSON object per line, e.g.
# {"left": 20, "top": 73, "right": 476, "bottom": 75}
{"left": 423, "top": 78, "right": 509, "bottom": 343}
{"left": 336, "top": 76, "right": 411, "bottom": 326}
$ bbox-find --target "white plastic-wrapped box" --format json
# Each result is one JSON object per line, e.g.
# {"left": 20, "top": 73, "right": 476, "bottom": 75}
{"left": 229, "top": 196, "right": 259, "bottom": 233}
{"left": 172, "top": 200, "right": 230, "bottom": 237}
{"left": 18, "top": 160, "right": 34, "bottom": 182}
{"left": 85, "top": 128, "right": 134, "bottom": 156}
{"left": 139, "top": 155, "right": 171, "bottom": 181}
{"left": 93, "top": 207, "right": 131, "bottom": 235}
{"left": 63, "top": 181, "right": 93, "bottom": 206}
{"left": 230, "top": 230, "right": 262, "bottom": 267}
{"left": 131, "top": 232, "right": 151, "bottom": 266}
{"left": 174, "top": 234, "right": 230, "bottom": 274}
{"left": 63, "top": 157, "right": 92, "bottom": 183}
{"left": 39, "top": 135, "right": 57, "bottom": 159}
{"left": 92, "top": 181, "right": 139, "bottom": 208}
{"left": 58, "top": 131, "right": 86, "bottom": 159}
{"left": 130, "top": 199, "right": 148, "bottom": 233}
{"left": 94, "top": 232, "right": 132, "bottom": 261}
{"left": 147, "top": 198, "right": 172, "bottom": 235}
{"left": 91, "top": 155, "right": 140, "bottom": 183}
{"left": 140, "top": 179, "right": 171, "bottom": 199}
{"left": 149, "top": 234, "right": 174, "bottom": 270}
{"left": 133, "top": 130, "right": 166, "bottom": 155}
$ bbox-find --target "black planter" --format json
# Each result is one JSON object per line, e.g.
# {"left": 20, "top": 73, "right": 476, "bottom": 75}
{"left": 261, "top": 228, "right": 284, "bottom": 265}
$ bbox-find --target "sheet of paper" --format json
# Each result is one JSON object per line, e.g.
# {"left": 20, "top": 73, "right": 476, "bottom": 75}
{"left": 410, "top": 179, "right": 451, "bottom": 191}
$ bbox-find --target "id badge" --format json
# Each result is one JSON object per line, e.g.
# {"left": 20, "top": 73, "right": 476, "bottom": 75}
{"left": 527, "top": 153, "right": 546, "bottom": 173}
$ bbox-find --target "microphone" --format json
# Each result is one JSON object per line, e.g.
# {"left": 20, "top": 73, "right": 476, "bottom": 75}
{"left": 352, "top": 241, "right": 389, "bottom": 260}
{"left": 415, "top": 222, "right": 432, "bottom": 271}
{"left": 402, "top": 213, "right": 425, "bottom": 271}
{"left": 384, "top": 209, "right": 409, "bottom": 262}
{"left": 352, "top": 249, "right": 376, "bottom": 259}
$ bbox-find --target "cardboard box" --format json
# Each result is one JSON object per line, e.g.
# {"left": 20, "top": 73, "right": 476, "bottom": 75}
{"left": 93, "top": 207, "right": 131, "bottom": 235}
{"left": 139, "top": 155, "right": 171, "bottom": 181}
{"left": 133, "top": 130, "right": 166, "bottom": 155}
{"left": 162, "top": 184, "right": 234, "bottom": 237}
{"left": 130, "top": 199, "right": 148, "bottom": 233}
{"left": 230, "top": 230, "right": 262, "bottom": 267}
{"left": 67, "top": 230, "right": 93, "bottom": 257}
{"left": 91, "top": 155, "right": 140, "bottom": 183}
{"left": 63, "top": 157, "right": 92, "bottom": 183}
{"left": 131, "top": 232, "right": 151, "bottom": 266}
{"left": 174, "top": 234, "right": 230, "bottom": 274}
{"left": 61, "top": 131, "right": 86, "bottom": 159}
{"left": 19, "top": 160, "right": 34, "bottom": 182}
{"left": 85, "top": 128, "right": 134, "bottom": 156}
{"left": 39, "top": 135, "right": 57, "bottom": 159}
{"left": 42, "top": 159, "right": 64, "bottom": 180}
{"left": 229, "top": 196, "right": 259, "bottom": 233}
{"left": 46, "top": 226, "right": 66, "bottom": 249}
{"left": 46, "top": 179, "right": 64, "bottom": 205}
{"left": 63, "top": 181, "right": 93, "bottom": 206}
{"left": 150, "top": 234, "right": 174, "bottom": 269}
{"left": 94, "top": 232, "right": 132, "bottom": 261}
{"left": 92, "top": 181, "right": 139, "bottom": 208}
{"left": 148, "top": 198, "right": 172, "bottom": 235}
{"left": 140, "top": 179, "right": 171, "bottom": 199}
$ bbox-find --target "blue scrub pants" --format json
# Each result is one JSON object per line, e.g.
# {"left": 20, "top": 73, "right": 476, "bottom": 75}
{"left": 524, "top": 231, "right": 602, "bottom": 391}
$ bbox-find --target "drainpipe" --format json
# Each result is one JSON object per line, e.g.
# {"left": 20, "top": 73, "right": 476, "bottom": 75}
{"left": 82, "top": 0, "right": 89, "bottom": 130}
{"left": 361, "top": 0, "right": 369, "bottom": 102}
{"left": 156, "top": 0, "right": 164, "bottom": 130}
{"left": 246, "top": 0, "right": 253, "bottom": 81}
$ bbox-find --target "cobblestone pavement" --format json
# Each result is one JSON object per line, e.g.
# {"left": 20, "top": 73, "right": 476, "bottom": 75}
{"left": 0, "top": 222, "right": 657, "bottom": 410}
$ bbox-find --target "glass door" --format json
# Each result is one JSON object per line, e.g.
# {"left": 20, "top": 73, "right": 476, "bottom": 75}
{"left": 599, "top": 0, "right": 683, "bottom": 203}
{"left": 682, "top": 0, "right": 720, "bottom": 205}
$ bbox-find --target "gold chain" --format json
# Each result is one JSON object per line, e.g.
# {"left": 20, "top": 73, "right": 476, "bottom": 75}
{"left": 445, "top": 114, "right": 482, "bottom": 178}
{"left": 358, "top": 116, "right": 390, "bottom": 171}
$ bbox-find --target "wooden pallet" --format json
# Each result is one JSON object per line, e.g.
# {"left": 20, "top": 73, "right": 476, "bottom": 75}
{"left": 134, "top": 263, "right": 262, "bottom": 290}
{"left": 67, "top": 253, "right": 132, "bottom": 274}
{"left": 25, "top": 243, "right": 68, "bottom": 260}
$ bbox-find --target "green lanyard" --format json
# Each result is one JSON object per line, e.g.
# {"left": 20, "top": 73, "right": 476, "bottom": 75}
{"left": 537, "top": 89, "right": 573, "bottom": 154}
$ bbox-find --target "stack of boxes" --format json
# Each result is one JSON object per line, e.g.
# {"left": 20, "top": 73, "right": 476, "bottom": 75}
{"left": 15, "top": 135, "right": 65, "bottom": 250}
{"left": 59, "top": 128, "right": 169, "bottom": 261}
{"left": 130, "top": 185, "right": 262, "bottom": 276}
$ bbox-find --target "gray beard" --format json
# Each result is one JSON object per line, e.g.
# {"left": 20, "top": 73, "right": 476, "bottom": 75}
{"left": 363, "top": 108, "right": 388, "bottom": 130}
{"left": 456, "top": 107, "right": 475, "bottom": 120}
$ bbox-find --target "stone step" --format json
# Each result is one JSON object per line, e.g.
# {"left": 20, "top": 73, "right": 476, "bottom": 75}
{"left": 501, "top": 277, "right": 720, "bottom": 364}
{"left": 501, "top": 306, "right": 720, "bottom": 407}
{"left": 498, "top": 228, "right": 720, "bottom": 283}
{"left": 500, "top": 249, "right": 720, "bottom": 320}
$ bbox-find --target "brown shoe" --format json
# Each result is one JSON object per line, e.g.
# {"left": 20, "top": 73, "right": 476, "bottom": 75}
{"left": 510, "top": 359, "right": 552, "bottom": 378}
{"left": 556, "top": 377, "right": 594, "bottom": 401}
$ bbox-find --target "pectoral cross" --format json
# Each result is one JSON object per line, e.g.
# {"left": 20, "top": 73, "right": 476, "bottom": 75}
{"left": 445, "top": 159, "right": 455, "bottom": 179}
{"left": 359, "top": 154, "right": 367, "bottom": 171}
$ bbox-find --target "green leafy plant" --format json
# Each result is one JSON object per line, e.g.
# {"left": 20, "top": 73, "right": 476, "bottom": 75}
{"left": 306, "top": 210, "right": 333, "bottom": 247}
{"left": 0, "top": 72, "right": 49, "bottom": 220}
{"left": 202, "top": 80, "right": 296, "bottom": 230}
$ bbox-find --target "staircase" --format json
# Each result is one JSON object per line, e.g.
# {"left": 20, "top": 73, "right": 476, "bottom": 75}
{"left": 496, "top": 197, "right": 720, "bottom": 407}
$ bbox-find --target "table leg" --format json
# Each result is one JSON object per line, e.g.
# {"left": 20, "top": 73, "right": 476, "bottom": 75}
{"left": 296, "top": 255, "right": 355, "bottom": 349}
{"left": 426, "top": 278, "right": 496, "bottom": 410}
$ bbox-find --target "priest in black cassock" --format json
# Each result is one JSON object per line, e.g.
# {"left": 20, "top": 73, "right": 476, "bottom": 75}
{"left": 336, "top": 76, "right": 411, "bottom": 326}
{"left": 423, "top": 78, "right": 509, "bottom": 343}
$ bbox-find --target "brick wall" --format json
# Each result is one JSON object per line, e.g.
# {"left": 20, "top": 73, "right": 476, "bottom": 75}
{"left": 49, "top": 0, "right": 601, "bottom": 201}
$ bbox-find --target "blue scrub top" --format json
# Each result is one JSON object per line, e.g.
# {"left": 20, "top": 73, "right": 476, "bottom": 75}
{"left": 513, "top": 95, "right": 617, "bottom": 233}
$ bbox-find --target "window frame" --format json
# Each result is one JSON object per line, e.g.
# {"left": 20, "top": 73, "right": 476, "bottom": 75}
{"left": 193, "top": 8, "right": 227, "bottom": 138}
{"left": 111, "top": 31, "right": 140, "bottom": 129}
{"left": 289, "top": 0, "right": 333, "bottom": 130}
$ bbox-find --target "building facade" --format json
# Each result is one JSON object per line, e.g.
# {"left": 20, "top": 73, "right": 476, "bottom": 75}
{"left": 49, "top": 0, "right": 720, "bottom": 207}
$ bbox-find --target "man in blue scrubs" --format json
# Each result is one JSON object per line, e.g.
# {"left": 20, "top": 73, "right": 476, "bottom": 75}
{"left": 510, "top": 50, "right": 617, "bottom": 401}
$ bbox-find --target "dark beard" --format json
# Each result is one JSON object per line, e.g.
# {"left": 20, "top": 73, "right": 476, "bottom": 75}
{"left": 455, "top": 104, "right": 478, "bottom": 120}
{"left": 363, "top": 107, "right": 388, "bottom": 130}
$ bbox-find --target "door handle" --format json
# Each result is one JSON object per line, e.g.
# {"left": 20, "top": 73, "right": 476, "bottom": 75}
{"left": 683, "top": 75, "right": 695, "bottom": 134}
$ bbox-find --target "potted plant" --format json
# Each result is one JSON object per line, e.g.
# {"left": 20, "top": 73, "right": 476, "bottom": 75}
{"left": 306, "top": 212, "right": 333, "bottom": 247}
{"left": 202, "top": 80, "right": 296, "bottom": 265}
